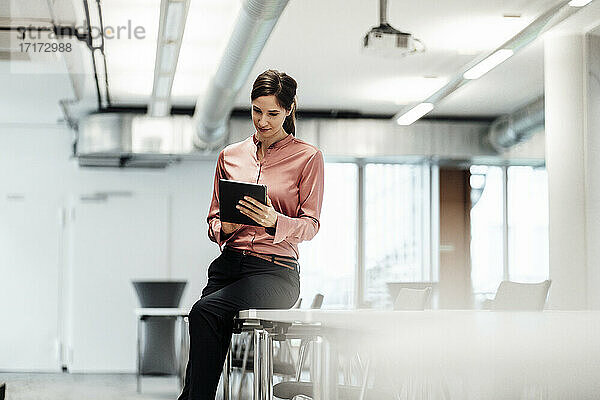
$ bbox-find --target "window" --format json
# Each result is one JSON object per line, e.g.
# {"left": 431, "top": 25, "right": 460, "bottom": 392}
{"left": 508, "top": 166, "right": 549, "bottom": 282}
{"left": 300, "top": 161, "right": 548, "bottom": 308}
{"left": 470, "top": 166, "right": 504, "bottom": 294}
{"left": 470, "top": 165, "right": 549, "bottom": 295}
{"left": 364, "top": 164, "right": 431, "bottom": 307}
{"left": 298, "top": 163, "right": 357, "bottom": 309}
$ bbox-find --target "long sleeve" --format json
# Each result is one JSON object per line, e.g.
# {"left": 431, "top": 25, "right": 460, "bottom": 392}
{"left": 273, "top": 150, "right": 325, "bottom": 245}
{"left": 207, "top": 150, "right": 228, "bottom": 247}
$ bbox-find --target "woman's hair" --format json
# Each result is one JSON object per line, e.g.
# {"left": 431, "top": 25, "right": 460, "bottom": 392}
{"left": 251, "top": 69, "right": 298, "bottom": 136}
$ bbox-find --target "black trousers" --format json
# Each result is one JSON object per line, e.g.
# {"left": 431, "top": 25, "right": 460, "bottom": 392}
{"left": 177, "top": 248, "right": 300, "bottom": 400}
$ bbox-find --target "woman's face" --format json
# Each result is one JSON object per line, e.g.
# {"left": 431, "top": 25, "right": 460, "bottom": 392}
{"left": 251, "top": 95, "right": 290, "bottom": 139}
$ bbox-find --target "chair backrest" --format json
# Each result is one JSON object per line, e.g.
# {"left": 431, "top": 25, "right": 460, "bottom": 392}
{"left": 492, "top": 280, "right": 551, "bottom": 311}
{"left": 393, "top": 287, "right": 432, "bottom": 310}
{"left": 310, "top": 293, "right": 324, "bottom": 309}
{"left": 386, "top": 282, "right": 439, "bottom": 308}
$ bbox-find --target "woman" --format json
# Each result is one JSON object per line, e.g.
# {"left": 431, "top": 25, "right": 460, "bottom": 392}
{"left": 178, "top": 69, "right": 325, "bottom": 400}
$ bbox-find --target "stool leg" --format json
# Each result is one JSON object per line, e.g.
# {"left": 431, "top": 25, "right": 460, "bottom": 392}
{"left": 178, "top": 316, "right": 188, "bottom": 391}
{"left": 253, "top": 329, "right": 273, "bottom": 400}
{"left": 223, "top": 343, "right": 231, "bottom": 400}
{"left": 136, "top": 318, "right": 142, "bottom": 393}
{"left": 295, "top": 339, "right": 309, "bottom": 382}
{"left": 238, "top": 332, "right": 253, "bottom": 400}
{"left": 312, "top": 337, "right": 338, "bottom": 400}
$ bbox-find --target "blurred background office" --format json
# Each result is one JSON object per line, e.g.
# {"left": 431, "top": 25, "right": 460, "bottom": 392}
{"left": 1, "top": 0, "right": 600, "bottom": 399}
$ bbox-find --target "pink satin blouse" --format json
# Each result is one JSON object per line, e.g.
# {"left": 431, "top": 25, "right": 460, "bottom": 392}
{"left": 207, "top": 133, "right": 324, "bottom": 259}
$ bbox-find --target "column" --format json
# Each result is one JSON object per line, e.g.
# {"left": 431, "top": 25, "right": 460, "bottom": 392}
{"left": 544, "top": 32, "right": 600, "bottom": 309}
{"left": 585, "top": 32, "right": 600, "bottom": 309}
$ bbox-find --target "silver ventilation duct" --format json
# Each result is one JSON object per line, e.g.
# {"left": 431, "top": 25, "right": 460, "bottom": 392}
{"left": 487, "top": 97, "right": 545, "bottom": 153}
{"left": 76, "top": 113, "right": 196, "bottom": 168}
{"left": 192, "top": 0, "right": 290, "bottom": 149}
{"left": 75, "top": 112, "right": 544, "bottom": 168}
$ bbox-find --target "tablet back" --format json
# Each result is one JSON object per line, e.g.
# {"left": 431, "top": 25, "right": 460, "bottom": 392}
{"left": 219, "top": 179, "right": 267, "bottom": 227}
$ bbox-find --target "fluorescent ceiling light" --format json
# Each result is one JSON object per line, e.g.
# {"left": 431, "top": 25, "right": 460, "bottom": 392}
{"left": 396, "top": 103, "right": 434, "bottom": 125}
{"left": 159, "top": 43, "right": 178, "bottom": 73}
{"left": 463, "top": 49, "right": 514, "bottom": 80}
{"left": 568, "top": 0, "right": 592, "bottom": 6}
{"left": 154, "top": 75, "right": 172, "bottom": 98}
{"left": 164, "top": 1, "right": 185, "bottom": 42}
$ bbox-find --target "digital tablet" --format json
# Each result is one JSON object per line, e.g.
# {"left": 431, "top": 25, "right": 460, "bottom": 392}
{"left": 219, "top": 179, "right": 267, "bottom": 227}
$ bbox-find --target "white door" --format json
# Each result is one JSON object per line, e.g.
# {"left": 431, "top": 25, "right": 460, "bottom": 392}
{"left": 66, "top": 192, "right": 169, "bottom": 372}
{"left": 0, "top": 195, "right": 62, "bottom": 371}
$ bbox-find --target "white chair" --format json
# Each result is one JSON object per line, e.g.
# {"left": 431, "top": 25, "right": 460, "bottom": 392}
{"left": 386, "top": 281, "right": 439, "bottom": 309}
{"left": 393, "top": 287, "right": 432, "bottom": 310}
{"left": 485, "top": 280, "right": 551, "bottom": 311}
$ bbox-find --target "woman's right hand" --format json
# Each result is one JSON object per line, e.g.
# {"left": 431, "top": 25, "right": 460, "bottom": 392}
{"left": 221, "top": 221, "right": 242, "bottom": 234}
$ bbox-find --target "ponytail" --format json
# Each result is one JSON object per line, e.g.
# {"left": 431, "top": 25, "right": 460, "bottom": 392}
{"left": 283, "top": 97, "right": 297, "bottom": 136}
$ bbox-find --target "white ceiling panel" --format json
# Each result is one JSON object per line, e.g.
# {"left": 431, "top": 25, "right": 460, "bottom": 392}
{"left": 230, "top": 0, "right": 560, "bottom": 115}
{"left": 4, "top": 0, "right": 599, "bottom": 122}
{"left": 434, "top": 39, "right": 545, "bottom": 116}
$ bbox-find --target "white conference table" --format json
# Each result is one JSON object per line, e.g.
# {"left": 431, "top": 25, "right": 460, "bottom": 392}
{"left": 235, "top": 309, "right": 600, "bottom": 400}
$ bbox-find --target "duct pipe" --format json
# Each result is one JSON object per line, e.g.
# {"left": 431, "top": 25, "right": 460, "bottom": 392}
{"left": 193, "top": 0, "right": 290, "bottom": 149}
{"left": 487, "top": 97, "right": 545, "bottom": 152}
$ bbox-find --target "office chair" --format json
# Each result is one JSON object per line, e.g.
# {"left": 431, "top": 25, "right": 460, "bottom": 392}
{"left": 309, "top": 293, "right": 324, "bottom": 309}
{"left": 393, "top": 287, "right": 432, "bottom": 310}
{"left": 484, "top": 280, "right": 551, "bottom": 311}
{"left": 273, "top": 289, "right": 432, "bottom": 400}
{"left": 233, "top": 294, "right": 324, "bottom": 399}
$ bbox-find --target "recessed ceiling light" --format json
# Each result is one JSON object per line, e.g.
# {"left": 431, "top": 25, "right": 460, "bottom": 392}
{"left": 463, "top": 49, "right": 514, "bottom": 80}
{"left": 568, "top": 0, "right": 593, "bottom": 7}
{"left": 502, "top": 13, "right": 522, "bottom": 18}
{"left": 164, "top": 1, "right": 186, "bottom": 42}
{"left": 396, "top": 103, "right": 434, "bottom": 125}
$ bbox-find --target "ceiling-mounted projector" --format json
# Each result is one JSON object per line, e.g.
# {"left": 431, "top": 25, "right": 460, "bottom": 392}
{"left": 363, "top": 0, "right": 424, "bottom": 56}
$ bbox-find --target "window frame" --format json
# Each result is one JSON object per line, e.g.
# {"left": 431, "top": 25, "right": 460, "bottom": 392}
{"left": 308, "top": 159, "right": 547, "bottom": 306}
{"left": 470, "top": 163, "right": 549, "bottom": 295}
{"left": 321, "top": 159, "right": 438, "bottom": 308}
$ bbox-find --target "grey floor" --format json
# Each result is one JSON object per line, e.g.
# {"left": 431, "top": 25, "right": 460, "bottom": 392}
{"left": 0, "top": 371, "right": 258, "bottom": 400}
{"left": 0, "top": 373, "right": 182, "bottom": 400}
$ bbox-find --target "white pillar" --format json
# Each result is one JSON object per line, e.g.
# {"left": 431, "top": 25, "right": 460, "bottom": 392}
{"left": 544, "top": 34, "right": 587, "bottom": 309}
{"left": 585, "top": 32, "right": 600, "bottom": 309}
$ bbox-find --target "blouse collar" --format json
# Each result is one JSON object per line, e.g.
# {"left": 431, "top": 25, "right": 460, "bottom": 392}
{"left": 252, "top": 132, "right": 293, "bottom": 149}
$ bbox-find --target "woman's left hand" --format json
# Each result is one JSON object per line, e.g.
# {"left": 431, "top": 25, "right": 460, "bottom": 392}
{"left": 237, "top": 196, "right": 278, "bottom": 228}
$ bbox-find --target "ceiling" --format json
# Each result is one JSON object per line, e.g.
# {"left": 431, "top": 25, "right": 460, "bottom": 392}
{"left": 2, "top": 0, "right": 600, "bottom": 124}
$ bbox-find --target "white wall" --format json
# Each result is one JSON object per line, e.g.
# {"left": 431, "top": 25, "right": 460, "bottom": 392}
{"left": 0, "top": 123, "right": 220, "bottom": 372}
